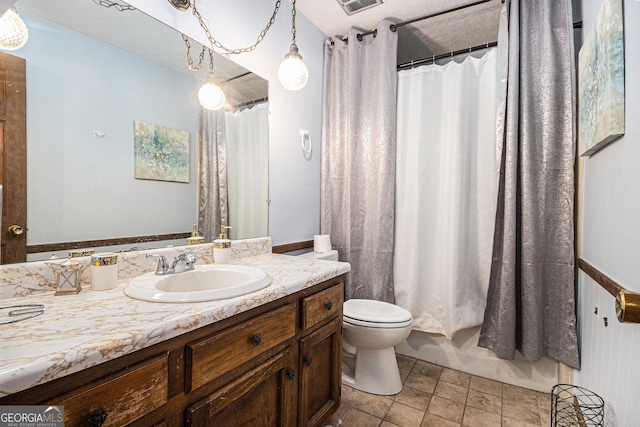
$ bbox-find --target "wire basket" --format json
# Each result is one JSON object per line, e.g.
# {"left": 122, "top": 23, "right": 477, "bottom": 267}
{"left": 551, "top": 384, "right": 604, "bottom": 426}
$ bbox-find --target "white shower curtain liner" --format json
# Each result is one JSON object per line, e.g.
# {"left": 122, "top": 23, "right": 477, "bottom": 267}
{"left": 224, "top": 102, "right": 269, "bottom": 240}
{"left": 394, "top": 49, "right": 499, "bottom": 338}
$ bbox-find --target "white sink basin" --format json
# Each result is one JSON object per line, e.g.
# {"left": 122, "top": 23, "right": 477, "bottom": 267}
{"left": 124, "top": 264, "right": 272, "bottom": 303}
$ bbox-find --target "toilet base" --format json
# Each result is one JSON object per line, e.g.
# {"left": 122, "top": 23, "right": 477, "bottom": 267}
{"left": 341, "top": 347, "right": 403, "bottom": 395}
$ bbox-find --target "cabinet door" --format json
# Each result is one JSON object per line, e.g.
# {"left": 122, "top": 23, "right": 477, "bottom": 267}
{"left": 298, "top": 317, "right": 342, "bottom": 427}
{"left": 185, "top": 348, "right": 297, "bottom": 427}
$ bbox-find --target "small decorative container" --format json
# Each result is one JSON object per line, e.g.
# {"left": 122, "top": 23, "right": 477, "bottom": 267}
{"left": 90, "top": 252, "right": 118, "bottom": 291}
{"left": 49, "top": 259, "right": 83, "bottom": 295}
{"left": 69, "top": 249, "right": 94, "bottom": 258}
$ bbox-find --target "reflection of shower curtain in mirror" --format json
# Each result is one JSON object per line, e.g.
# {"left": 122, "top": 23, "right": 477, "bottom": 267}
{"left": 198, "top": 110, "right": 228, "bottom": 243}
{"left": 394, "top": 49, "right": 499, "bottom": 338}
{"left": 224, "top": 102, "right": 269, "bottom": 240}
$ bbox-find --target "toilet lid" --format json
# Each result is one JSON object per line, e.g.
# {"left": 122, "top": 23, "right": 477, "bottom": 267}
{"left": 343, "top": 299, "right": 413, "bottom": 324}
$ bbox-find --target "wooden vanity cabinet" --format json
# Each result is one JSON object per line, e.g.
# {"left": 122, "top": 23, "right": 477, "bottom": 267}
{"left": 299, "top": 285, "right": 344, "bottom": 427}
{"left": 0, "top": 276, "right": 345, "bottom": 427}
{"left": 185, "top": 280, "right": 344, "bottom": 427}
{"left": 185, "top": 348, "right": 298, "bottom": 426}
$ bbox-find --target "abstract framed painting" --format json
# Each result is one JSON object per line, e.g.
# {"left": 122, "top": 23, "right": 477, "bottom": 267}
{"left": 578, "top": 0, "right": 625, "bottom": 156}
{"left": 134, "top": 120, "right": 190, "bottom": 183}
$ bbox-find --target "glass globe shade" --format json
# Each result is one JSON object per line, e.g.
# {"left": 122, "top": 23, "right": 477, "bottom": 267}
{"left": 198, "top": 73, "right": 226, "bottom": 111}
{"left": 0, "top": 7, "right": 28, "bottom": 51}
{"left": 278, "top": 44, "right": 309, "bottom": 91}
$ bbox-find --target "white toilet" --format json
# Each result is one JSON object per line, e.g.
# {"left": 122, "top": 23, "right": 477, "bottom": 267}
{"left": 300, "top": 249, "right": 414, "bottom": 396}
{"left": 342, "top": 299, "right": 413, "bottom": 395}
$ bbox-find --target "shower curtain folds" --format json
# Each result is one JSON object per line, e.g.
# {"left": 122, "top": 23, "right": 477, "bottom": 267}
{"left": 321, "top": 20, "right": 398, "bottom": 302}
{"left": 478, "top": 0, "right": 580, "bottom": 369}
{"left": 224, "top": 103, "right": 269, "bottom": 240}
{"left": 394, "top": 49, "right": 500, "bottom": 338}
{"left": 198, "top": 109, "right": 228, "bottom": 243}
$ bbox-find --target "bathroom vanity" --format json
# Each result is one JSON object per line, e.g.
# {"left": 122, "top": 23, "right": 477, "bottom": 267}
{"left": 0, "top": 244, "right": 349, "bottom": 427}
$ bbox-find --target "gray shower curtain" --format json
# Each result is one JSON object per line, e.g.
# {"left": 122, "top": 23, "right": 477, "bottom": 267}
{"left": 198, "top": 109, "right": 228, "bottom": 242}
{"left": 478, "top": 0, "right": 580, "bottom": 369}
{"left": 320, "top": 20, "right": 398, "bottom": 302}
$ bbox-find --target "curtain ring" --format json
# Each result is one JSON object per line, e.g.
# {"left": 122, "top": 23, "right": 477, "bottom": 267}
{"left": 373, "top": 29, "right": 378, "bottom": 38}
{"left": 357, "top": 33, "right": 363, "bottom": 42}
{"left": 432, "top": 54, "right": 435, "bottom": 62}
{"left": 389, "top": 24, "right": 397, "bottom": 32}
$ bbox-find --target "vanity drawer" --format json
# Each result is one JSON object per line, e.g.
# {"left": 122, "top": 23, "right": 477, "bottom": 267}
{"left": 54, "top": 353, "right": 168, "bottom": 427}
{"left": 186, "top": 304, "right": 296, "bottom": 392}
{"left": 301, "top": 283, "right": 344, "bottom": 330}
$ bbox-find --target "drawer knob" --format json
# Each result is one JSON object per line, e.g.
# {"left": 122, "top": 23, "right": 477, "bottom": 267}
{"left": 252, "top": 333, "right": 262, "bottom": 346}
{"left": 85, "top": 409, "right": 107, "bottom": 427}
{"left": 304, "top": 357, "right": 313, "bottom": 367}
{"left": 325, "top": 301, "right": 333, "bottom": 311}
{"left": 286, "top": 368, "right": 296, "bottom": 380}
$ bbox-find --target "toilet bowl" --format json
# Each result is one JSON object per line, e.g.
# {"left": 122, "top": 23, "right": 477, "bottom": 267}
{"left": 298, "top": 249, "right": 413, "bottom": 395}
{"left": 342, "top": 299, "right": 413, "bottom": 395}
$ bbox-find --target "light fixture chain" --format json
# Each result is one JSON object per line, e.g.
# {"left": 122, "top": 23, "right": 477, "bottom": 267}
{"left": 189, "top": 0, "right": 281, "bottom": 55}
{"left": 291, "top": 0, "right": 297, "bottom": 43}
{"left": 92, "top": 0, "right": 136, "bottom": 11}
{"left": 182, "top": 33, "right": 206, "bottom": 71}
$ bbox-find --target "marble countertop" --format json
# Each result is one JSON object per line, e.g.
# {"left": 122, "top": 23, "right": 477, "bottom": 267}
{"left": 0, "top": 253, "right": 350, "bottom": 397}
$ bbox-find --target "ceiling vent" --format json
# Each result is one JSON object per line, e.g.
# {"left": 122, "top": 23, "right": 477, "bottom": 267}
{"left": 336, "top": 0, "right": 383, "bottom": 15}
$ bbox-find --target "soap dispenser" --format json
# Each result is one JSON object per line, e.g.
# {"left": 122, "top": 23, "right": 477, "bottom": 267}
{"left": 187, "top": 224, "right": 205, "bottom": 245}
{"left": 213, "top": 226, "right": 232, "bottom": 263}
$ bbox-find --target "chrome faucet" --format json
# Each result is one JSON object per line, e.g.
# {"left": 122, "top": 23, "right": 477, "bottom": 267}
{"left": 148, "top": 251, "right": 197, "bottom": 275}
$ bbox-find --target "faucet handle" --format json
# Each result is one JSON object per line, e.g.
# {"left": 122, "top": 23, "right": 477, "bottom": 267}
{"left": 146, "top": 254, "right": 170, "bottom": 275}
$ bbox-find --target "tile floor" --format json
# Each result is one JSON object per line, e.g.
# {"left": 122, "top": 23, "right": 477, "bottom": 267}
{"left": 325, "top": 354, "right": 551, "bottom": 427}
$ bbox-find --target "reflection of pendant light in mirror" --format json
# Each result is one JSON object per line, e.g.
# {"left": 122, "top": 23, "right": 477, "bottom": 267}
{"left": 278, "top": 0, "right": 308, "bottom": 91}
{"left": 198, "top": 72, "right": 226, "bottom": 110}
{"left": 198, "top": 49, "right": 226, "bottom": 111}
{"left": 0, "top": 6, "right": 28, "bottom": 51}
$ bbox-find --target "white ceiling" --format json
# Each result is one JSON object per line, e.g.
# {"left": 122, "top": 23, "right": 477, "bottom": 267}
{"left": 297, "top": 0, "right": 502, "bottom": 64}
{"left": 298, "top": 0, "right": 488, "bottom": 38}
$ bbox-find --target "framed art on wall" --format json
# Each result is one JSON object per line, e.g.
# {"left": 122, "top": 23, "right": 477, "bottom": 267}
{"left": 578, "top": 0, "right": 625, "bottom": 156}
{"left": 134, "top": 120, "right": 190, "bottom": 183}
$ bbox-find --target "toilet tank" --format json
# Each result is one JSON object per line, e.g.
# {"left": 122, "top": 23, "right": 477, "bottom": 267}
{"left": 298, "top": 249, "right": 339, "bottom": 261}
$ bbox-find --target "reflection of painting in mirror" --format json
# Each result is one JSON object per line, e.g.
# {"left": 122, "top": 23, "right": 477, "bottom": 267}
{"left": 9, "top": 0, "right": 269, "bottom": 262}
{"left": 134, "top": 120, "right": 190, "bottom": 183}
{"left": 578, "top": 0, "right": 625, "bottom": 156}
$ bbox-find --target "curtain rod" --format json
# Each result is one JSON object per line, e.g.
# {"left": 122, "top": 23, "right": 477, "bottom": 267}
{"left": 233, "top": 96, "right": 268, "bottom": 110}
{"left": 221, "top": 71, "right": 252, "bottom": 84}
{"left": 346, "top": 0, "right": 493, "bottom": 43}
{"left": 398, "top": 41, "right": 498, "bottom": 70}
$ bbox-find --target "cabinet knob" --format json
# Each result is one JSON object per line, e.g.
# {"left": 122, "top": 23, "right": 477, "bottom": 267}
{"left": 304, "top": 357, "right": 313, "bottom": 367}
{"left": 85, "top": 409, "right": 107, "bottom": 427}
{"left": 325, "top": 301, "right": 333, "bottom": 311}
{"left": 286, "top": 368, "right": 296, "bottom": 380}
{"left": 251, "top": 333, "right": 262, "bottom": 346}
{"left": 7, "top": 225, "right": 24, "bottom": 236}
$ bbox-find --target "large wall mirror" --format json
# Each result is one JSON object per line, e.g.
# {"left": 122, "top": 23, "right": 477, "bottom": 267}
{"left": 5, "top": 0, "right": 269, "bottom": 263}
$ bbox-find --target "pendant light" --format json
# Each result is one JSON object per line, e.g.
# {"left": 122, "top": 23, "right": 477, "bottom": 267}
{"left": 0, "top": 6, "right": 28, "bottom": 51}
{"left": 278, "top": 0, "right": 308, "bottom": 91}
{"left": 198, "top": 49, "right": 226, "bottom": 111}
